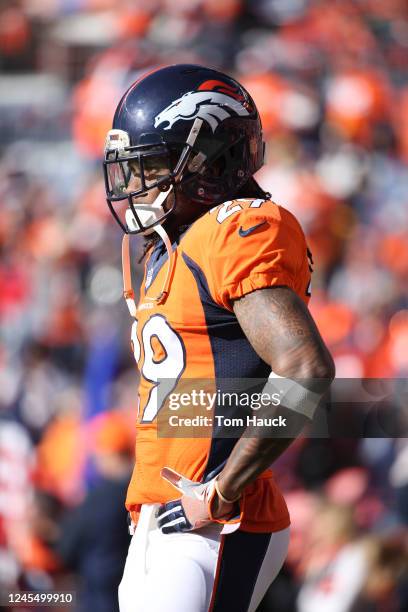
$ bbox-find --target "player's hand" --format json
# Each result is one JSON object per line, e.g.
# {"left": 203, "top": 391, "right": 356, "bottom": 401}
{"left": 156, "top": 467, "right": 236, "bottom": 534}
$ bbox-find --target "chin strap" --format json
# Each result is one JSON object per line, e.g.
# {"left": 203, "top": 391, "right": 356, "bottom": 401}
{"left": 122, "top": 233, "right": 137, "bottom": 318}
{"left": 147, "top": 223, "right": 177, "bottom": 305}
{"left": 121, "top": 221, "right": 177, "bottom": 317}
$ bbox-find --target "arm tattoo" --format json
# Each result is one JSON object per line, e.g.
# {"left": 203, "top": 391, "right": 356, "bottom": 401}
{"left": 263, "top": 293, "right": 312, "bottom": 339}
{"left": 233, "top": 286, "right": 330, "bottom": 377}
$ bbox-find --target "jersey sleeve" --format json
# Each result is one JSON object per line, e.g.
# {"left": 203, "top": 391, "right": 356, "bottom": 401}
{"left": 203, "top": 201, "right": 310, "bottom": 311}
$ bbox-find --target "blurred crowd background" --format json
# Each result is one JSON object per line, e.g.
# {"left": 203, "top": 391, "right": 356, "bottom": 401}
{"left": 0, "top": 0, "right": 407, "bottom": 611}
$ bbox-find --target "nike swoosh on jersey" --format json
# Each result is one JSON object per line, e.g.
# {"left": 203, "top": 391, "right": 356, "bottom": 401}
{"left": 238, "top": 221, "right": 268, "bottom": 237}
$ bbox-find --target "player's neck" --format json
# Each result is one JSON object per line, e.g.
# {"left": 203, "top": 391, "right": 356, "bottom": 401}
{"left": 162, "top": 194, "right": 208, "bottom": 242}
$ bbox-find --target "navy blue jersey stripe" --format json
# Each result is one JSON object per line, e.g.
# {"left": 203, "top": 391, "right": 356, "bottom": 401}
{"left": 144, "top": 226, "right": 192, "bottom": 292}
{"left": 181, "top": 251, "right": 270, "bottom": 480}
{"left": 144, "top": 242, "right": 168, "bottom": 292}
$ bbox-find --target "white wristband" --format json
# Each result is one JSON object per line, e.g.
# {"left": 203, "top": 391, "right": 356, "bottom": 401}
{"left": 265, "top": 371, "right": 324, "bottom": 420}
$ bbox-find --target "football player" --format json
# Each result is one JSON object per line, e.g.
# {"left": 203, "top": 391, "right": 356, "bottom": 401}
{"left": 103, "top": 64, "right": 335, "bottom": 612}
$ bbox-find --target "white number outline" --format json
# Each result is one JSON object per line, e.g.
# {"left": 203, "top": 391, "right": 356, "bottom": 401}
{"left": 131, "top": 314, "right": 186, "bottom": 423}
{"left": 214, "top": 198, "right": 266, "bottom": 223}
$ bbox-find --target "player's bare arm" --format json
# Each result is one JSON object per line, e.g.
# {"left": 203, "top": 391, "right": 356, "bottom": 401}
{"left": 214, "top": 286, "right": 335, "bottom": 509}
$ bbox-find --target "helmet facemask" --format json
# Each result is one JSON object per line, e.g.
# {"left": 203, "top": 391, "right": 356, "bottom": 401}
{"left": 103, "top": 119, "right": 204, "bottom": 235}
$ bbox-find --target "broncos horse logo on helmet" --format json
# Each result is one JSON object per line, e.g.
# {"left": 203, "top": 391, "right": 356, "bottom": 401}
{"left": 154, "top": 81, "right": 250, "bottom": 133}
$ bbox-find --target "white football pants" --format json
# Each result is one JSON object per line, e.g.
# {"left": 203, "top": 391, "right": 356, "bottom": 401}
{"left": 119, "top": 504, "right": 289, "bottom": 612}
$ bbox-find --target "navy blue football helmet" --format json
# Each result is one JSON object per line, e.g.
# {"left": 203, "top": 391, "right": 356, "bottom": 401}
{"left": 103, "top": 64, "right": 264, "bottom": 234}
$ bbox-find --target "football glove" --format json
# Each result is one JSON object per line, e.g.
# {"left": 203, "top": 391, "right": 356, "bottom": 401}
{"left": 156, "top": 467, "right": 239, "bottom": 534}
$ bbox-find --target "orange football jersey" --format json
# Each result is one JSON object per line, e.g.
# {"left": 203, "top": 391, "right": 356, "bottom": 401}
{"left": 127, "top": 198, "right": 311, "bottom": 532}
